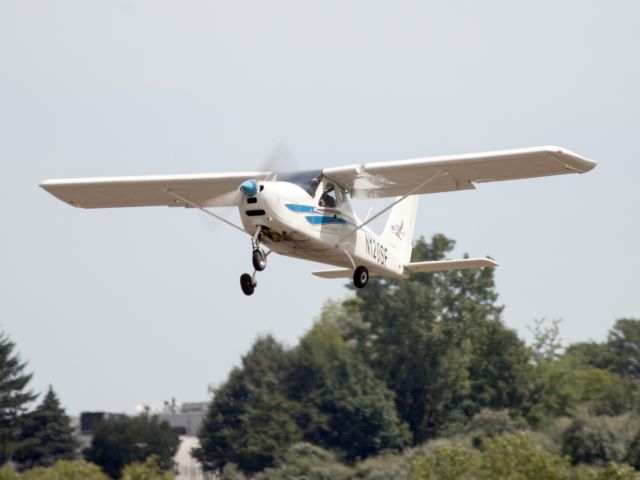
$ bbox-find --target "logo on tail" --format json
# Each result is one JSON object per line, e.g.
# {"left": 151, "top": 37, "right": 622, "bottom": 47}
{"left": 391, "top": 220, "right": 405, "bottom": 240}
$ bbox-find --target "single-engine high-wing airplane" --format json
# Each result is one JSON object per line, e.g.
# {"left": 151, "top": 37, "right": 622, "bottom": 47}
{"left": 41, "top": 146, "right": 596, "bottom": 296}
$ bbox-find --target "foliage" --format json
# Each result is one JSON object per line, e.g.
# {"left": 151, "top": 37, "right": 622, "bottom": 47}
{"left": 84, "top": 415, "right": 179, "bottom": 479}
{"left": 0, "top": 466, "right": 18, "bottom": 480}
{"left": 337, "top": 234, "right": 531, "bottom": 442}
{"left": 528, "top": 354, "right": 636, "bottom": 423}
{"left": 565, "top": 342, "right": 618, "bottom": 372}
{"left": 529, "top": 318, "right": 563, "bottom": 365}
{"left": 561, "top": 413, "right": 633, "bottom": 466}
{"left": 196, "top": 324, "right": 410, "bottom": 474}
{"left": 409, "top": 443, "right": 479, "bottom": 480}
{"left": 194, "top": 336, "right": 303, "bottom": 474}
{"left": 465, "top": 408, "right": 528, "bottom": 448}
{"left": 192, "top": 234, "right": 640, "bottom": 475}
{"left": 351, "top": 450, "right": 410, "bottom": 480}
{"left": 19, "top": 460, "right": 108, "bottom": 480}
{"left": 13, "top": 387, "right": 77, "bottom": 470}
{"left": 219, "top": 463, "right": 247, "bottom": 480}
{"left": 479, "top": 433, "right": 572, "bottom": 480}
{"left": 254, "top": 443, "right": 353, "bottom": 480}
{"left": 120, "top": 456, "right": 173, "bottom": 480}
{"left": 607, "top": 319, "right": 640, "bottom": 380}
{"left": 287, "top": 318, "right": 411, "bottom": 461}
{"left": 623, "top": 425, "right": 640, "bottom": 470}
{"left": 409, "top": 433, "right": 572, "bottom": 480}
{"left": 0, "top": 332, "right": 36, "bottom": 464}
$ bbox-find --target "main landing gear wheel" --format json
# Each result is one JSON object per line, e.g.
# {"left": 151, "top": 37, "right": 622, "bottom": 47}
{"left": 252, "top": 249, "right": 267, "bottom": 271}
{"left": 353, "top": 266, "right": 369, "bottom": 289}
{"left": 240, "top": 273, "right": 256, "bottom": 296}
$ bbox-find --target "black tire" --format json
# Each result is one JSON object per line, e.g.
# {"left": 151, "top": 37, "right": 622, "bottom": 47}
{"left": 353, "top": 266, "right": 369, "bottom": 288}
{"left": 252, "top": 249, "right": 267, "bottom": 271}
{"left": 240, "top": 273, "right": 255, "bottom": 296}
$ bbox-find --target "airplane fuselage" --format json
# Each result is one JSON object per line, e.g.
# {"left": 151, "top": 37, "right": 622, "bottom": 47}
{"left": 238, "top": 180, "right": 406, "bottom": 278}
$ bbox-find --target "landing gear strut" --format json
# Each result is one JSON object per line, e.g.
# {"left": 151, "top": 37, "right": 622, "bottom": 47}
{"left": 353, "top": 266, "right": 369, "bottom": 288}
{"left": 241, "top": 227, "right": 269, "bottom": 296}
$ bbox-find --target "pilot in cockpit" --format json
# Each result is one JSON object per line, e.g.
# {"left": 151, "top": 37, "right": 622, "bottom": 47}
{"left": 318, "top": 184, "right": 338, "bottom": 208}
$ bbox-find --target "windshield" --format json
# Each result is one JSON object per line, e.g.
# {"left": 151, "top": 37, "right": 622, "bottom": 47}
{"left": 277, "top": 170, "right": 322, "bottom": 197}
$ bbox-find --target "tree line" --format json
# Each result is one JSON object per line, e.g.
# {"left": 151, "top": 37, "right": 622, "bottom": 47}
{"left": 2, "top": 233, "right": 640, "bottom": 479}
{"left": 194, "top": 234, "right": 640, "bottom": 479}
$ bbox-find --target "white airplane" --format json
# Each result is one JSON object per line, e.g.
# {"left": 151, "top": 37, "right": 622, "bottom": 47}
{"left": 41, "top": 146, "right": 596, "bottom": 295}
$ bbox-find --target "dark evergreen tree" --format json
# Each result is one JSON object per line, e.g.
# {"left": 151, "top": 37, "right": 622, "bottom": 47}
{"left": 194, "top": 336, "right": 302, "bottom": 475}
{"left": 195, "top": 329, "right": 410, "bottom": 474}
{"left": 13, "top": 386, "right": 77, "bottom": 470}
{"left": 84, "top": 415, "right": 179, "bottom": 478}
{"left": 0, "top": 331, "right": 36, "bottom": 465}
{"left": 287, "top": 318, "right": 411, "bottom": 461}
{"left": 607, "top": 318, "right": 640, "bottom": 379}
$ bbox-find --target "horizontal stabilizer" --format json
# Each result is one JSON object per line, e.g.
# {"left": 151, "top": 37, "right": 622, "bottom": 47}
{"left": 404, "top": 258, "right": 498, "bottom": 274}
{"left": 312, "top": 269, "right": 353, "bottom": 279}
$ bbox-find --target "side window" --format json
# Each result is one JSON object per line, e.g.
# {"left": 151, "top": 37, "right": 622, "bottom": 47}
{"left": 319, "top": 184, "right": 338, "bottom": 208}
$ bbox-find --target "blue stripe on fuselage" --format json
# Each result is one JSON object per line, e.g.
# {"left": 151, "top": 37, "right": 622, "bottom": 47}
{"left": 305, "top": 216, "right": 347, "bottom": 225}
{"left": 285, "top": 204, "right": 316, "bottom": 213}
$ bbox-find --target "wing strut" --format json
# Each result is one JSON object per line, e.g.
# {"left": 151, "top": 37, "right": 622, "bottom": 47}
{"left": 338, "top": 171, "right": 446, "bottom": 244}
{"left": 165, "top": 189, "right": 247, "bottom": 234}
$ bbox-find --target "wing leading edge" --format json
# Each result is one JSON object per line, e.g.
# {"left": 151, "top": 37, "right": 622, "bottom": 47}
{"left": 40, "top": 172, "right": 271, "bottom": 209}
{"left": 323, "top": 146, "right": 596, "bottom": 199}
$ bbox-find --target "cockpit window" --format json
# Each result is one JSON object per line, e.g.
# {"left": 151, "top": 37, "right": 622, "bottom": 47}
{"left": 319, "top": 184, "right": 338, "bottom": 208}
{"left": 277, "top": 170, "right": 322, "bottom": 197}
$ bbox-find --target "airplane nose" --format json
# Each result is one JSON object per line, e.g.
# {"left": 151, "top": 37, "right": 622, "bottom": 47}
{"left": 240, "top": 180, "right": 258, "bottom": 197}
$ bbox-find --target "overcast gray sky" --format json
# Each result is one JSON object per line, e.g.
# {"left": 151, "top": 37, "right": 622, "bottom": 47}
{"left": 1, "top": 0, "right": 638, "bottom": 415}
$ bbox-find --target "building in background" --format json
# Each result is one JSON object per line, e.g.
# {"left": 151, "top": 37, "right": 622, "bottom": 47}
{"left": 158, "top": 399, "right": 207, "bottom": 436}
{"left": 71, "top": 400, "right": 212, "bottom": 479}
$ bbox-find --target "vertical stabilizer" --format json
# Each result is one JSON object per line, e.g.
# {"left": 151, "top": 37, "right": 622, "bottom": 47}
{"left": 380, "top": 195, "right": 419, "bottom": 264}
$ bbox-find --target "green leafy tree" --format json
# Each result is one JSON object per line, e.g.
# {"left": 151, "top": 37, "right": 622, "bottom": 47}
{"left": 20, "top": 460, "right": 108, "bottom": 480}
{"left": 623, "top": 426, "right": 640, "bottom": 470}
{"left": 529, "top": 318, "right": 563, "bottom": 365}
{"left": 479, "top": 433, "right": 571, "bottom": 480}
{"left": 287, "top": 318, "right": 411, "bottom": 460}
{"left": 254, "top": 443, "right": 353, "bottom": 480}
{"left": 194, "top": 336, "right": 302, "bottom": 475}
{"left": 84, "top": 415, "right": 179, "bottom": 479}
{"left": 561, "top": 414, "right": 629, "bottom": 466}
{"left": 0, "top": 466, "right": 18, "bottom": 480}
{"left": 565, "top": 342, "right": 618, "bottom": 372}
{"left": 0, "top": 332, "right": 36, "bottom": 465}
{"left": 13, "top": 387, "right": 77, "bottom": 470}
{"left": 337, "top": 234, "right": 531, "bottom": 442}
{"left": 528, "top": 357, "right": 636, "bottom": 421}
{"left": 120, "top": 456, "right": 173, "bottom": 480}
{"left": 409, "top": 444, "right": 479, "bottom": 480}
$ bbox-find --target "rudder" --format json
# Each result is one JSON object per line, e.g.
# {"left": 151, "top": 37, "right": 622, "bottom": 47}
{"left": 380, "top": 195, "right": 419, "bottom": 264}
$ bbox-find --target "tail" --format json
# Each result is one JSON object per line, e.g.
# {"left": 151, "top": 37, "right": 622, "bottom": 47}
{"left": 380, "top": 195, "right": 419, "bottom": 264}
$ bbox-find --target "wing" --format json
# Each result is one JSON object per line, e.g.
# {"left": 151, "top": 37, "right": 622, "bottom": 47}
{"left": 40, "top": 172, "right": 271, "bottom": 208}
{"left": 323, "top": 146, "right": 596, "bottom": 198}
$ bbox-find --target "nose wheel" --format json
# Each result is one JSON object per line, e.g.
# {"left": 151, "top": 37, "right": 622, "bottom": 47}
{"left": 241, "top": 227, "right": 270, "bottom": 296}
{"left": 252, "top": 249, "right": 267, "bottom": 271}
{"left": 353, "top": 266, "right": 369, "bottom": 288}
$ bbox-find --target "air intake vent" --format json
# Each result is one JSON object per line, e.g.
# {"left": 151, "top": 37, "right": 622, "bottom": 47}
{"left": 245, "top": 209, "right": 266, "bottom": 217}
